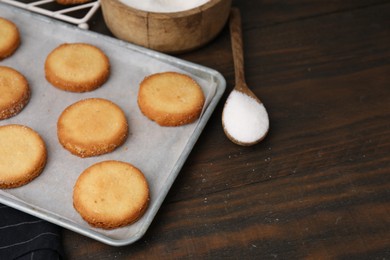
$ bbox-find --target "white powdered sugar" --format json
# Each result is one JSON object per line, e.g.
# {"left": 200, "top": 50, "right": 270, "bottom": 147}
{"left": 223, "top": 90, "right": 269, "bottom": 144}
{"left": 119, "top": 0, "right": 210, "bottom": 13}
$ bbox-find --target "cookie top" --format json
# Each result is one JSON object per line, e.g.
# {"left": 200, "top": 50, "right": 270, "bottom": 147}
{"left": 45, "top": 43, "right": 110, "bottom": 92}
{"left": 0, "top": 17, "right": 20, "bottom": 60}
{"left": 73, "top": 160, "right": 149, "bottom": 229}
{"left": 0, "top": 124, "right": 47, "bottom": 189}
{"left": 57, "top": 98, "right": 128, "bottom": 157}
{"left": 0, "top": 66, "right": 30, "bottom": 120}
{"left": 137, "top": 72, "right": 205, "bottom": 126}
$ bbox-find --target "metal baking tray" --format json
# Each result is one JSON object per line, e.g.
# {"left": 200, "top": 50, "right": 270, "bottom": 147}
{"left": 0, "top": 3, "right": 225, "bottom": 246}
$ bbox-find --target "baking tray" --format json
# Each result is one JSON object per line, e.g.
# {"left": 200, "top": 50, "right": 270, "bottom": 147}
{"left": 0, "top": 3, "right": 225, "bottom": 246}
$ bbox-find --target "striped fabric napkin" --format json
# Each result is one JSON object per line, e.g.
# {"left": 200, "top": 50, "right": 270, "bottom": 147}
{"left": 0, "top": 204, "right": 64, "bottom": 259}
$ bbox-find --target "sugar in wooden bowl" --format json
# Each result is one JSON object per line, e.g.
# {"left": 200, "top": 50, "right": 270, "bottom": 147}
{"left": 100, "top": 0, "right": 232, "bottom": 53}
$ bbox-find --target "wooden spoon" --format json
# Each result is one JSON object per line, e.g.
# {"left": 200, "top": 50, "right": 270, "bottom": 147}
{"left": 222, "top": 8, "right": 269, "bottom": 146}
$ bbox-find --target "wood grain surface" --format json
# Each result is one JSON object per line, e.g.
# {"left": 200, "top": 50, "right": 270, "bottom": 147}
{"left": 63, "top": 0, "right": 390, "bottom": 258}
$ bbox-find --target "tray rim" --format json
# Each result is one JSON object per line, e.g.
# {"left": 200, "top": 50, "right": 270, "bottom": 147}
{"left": 0, "top": 2, "right": 226, "bottom": 247}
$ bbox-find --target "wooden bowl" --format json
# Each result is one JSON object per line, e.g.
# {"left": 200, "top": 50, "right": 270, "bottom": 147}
{"left": 100, "top": 0, "right": 232, "bottom": 53}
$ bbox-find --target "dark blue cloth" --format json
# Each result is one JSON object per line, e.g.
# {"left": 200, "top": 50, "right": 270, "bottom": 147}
{"left": 0, "top": 204, "right": 64, "bottom": 260}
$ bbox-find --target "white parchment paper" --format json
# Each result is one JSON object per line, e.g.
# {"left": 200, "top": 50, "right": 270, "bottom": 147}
{"left": 0, "top": 4, "right": 225, "bottom": 245}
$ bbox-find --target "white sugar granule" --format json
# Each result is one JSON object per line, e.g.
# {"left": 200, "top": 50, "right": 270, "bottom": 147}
{"left": 223, "top": 90, "right": 269, "bottom": 144}
{"left": 119, "top": 0, "right": 210, "bottom": 13}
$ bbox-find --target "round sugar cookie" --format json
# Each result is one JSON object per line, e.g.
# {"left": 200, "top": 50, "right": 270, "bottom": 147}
{"left": 73, "top": 160, "right": 150, "bottom": 229}
{"left": 0, "top": 66, "right": 30, "bottom": 120}
{"left": 137, "top": 72, "right": 205, "bottom": 126}
{"left": 45, "top": 43, "right": 110, "bottom": 92}
{"left": 0, "top": 125, "right": 47, "bottom": 189}
{"left": 57, "top": 98, "right": 128, "bottom": 157}
{"left": 0, "top": 17, "right": 20, "bottom": 60}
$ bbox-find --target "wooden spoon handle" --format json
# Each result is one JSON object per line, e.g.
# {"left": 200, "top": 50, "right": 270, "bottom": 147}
{"left": 229, "top": 7, "right": 246, "bottom": 88}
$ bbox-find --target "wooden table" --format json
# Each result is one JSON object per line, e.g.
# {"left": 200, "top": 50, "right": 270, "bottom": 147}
{"left": 63, "top": 0, "right": 390, "bottom": 258}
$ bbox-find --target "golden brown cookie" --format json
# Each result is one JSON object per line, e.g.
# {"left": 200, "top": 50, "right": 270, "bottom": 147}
{"left": 57, "top": 98, "right": 128, "bottom": 157}
{"left": 0, "top": 124, "right": 47, "bottom": 189}
{"left": 0, "top": 17, "right": 20, "bottom": 60}
{"left": 137, "top": 72, "right": 205, "bottom": 126}
{"left": 45, "top": 43, "right": 110, "bottom": 92}
{"left": 73, "top": 160, "right": 149, "bottom": 229}
{"left": 0, "top": 66, "right": 30, "bottom": 120}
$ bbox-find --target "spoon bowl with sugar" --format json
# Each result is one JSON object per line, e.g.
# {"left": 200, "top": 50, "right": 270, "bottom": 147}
{"left": 222, "top": 8, "right": 269, "bottom": 146}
